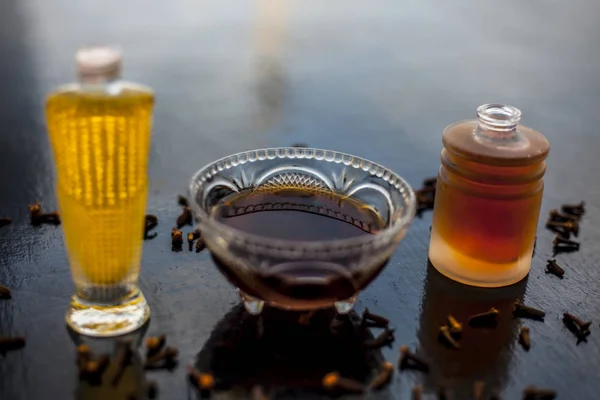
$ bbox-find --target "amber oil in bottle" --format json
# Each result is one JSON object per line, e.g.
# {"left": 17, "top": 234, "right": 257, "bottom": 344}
{"left": 429, "top": 104, "right": 550, "bottom": 287}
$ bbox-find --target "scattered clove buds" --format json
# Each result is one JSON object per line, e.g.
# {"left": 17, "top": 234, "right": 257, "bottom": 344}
{"left": 0, "top": 217, "right": 11, "bottom": 227}
{"left": 438, "top": 325, "right": 460, "bottom": 349}
{"left": 81, "top": 354, "right": 110, "bottom": 384}
{"left": 519, "top": 326, "right": 531, "bottom": 351}
{"left": 29, "top": 203, "right": 61, "bottom": 226}
{"left": 365, "top": 327, "right": 395, "bottom": 349}
{"left": 545, "top": 259, "right": 565, "bottom": 278}
{"left": 368, "top": 361, "right": 394, "bottom": 390}
{"left": 145, "top": 381, "right": 158, "bottom": 399}
{"left": 177, "top": 195, "right": 189, "bottom": 208}
{"left": 447, "top": 315, "right": 462, "bottom": 336}
{"left": 563, "top": 312, "right": 592, "bottom": 331}
{"left": 468, "top": 307, "right": 499, "bottom": 328}
{"left": 513, "top": 300, "right": 546, "bottom": 321}
{"left": 145, "top": 334, "right": 166, "bottom": 357}
{"left": 195, "top": 235, "right": 206, "bottom": 253}
{"left": 0, "top": 284, "right": 11, "bottom": 299}
{"left": 399, "top": 345, "right": 429, "bottom": 373}
{"left": 546, "top": 220, "right": 578, "bottom": 237}
{"left": 188, "top": 366, "right": 215, "bottom": 394}
{"left": 171, "top": 228, "right": 183, "bottom": 251}
{"left": 187, "top": 229, "right": 201, "bottom": 251}
{"left": 322, "top": 371, "right": 365, "bottom": 394}
{"left": 144, "top": 214, "right": 158, "bottom": 240}
{"left": 523, "top": 385, "right": 557, "bottom": 399}
{"left": 561, "top": 201, "right": 585, "bottom": 217}
{"left": 176, "top": 206, "right": 192, "bottom": 228}
{"left": 361, "top": 308, "right": 389, "bottom": 328}
{"left": 552, "top": 235, "right": 580, "bottom": 250}
{"left": 145, "top": 346, "right": 178, "bottom": 370}
{"left": 0, "top": 336, "right": 26, "bottom": 353}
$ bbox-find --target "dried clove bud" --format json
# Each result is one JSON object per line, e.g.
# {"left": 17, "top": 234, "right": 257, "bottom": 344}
{"left": 361, "top": 308, "right": 389, "bottom": 328}
{"left": 0, "top": 336, "right": 26, "bottom": 353}
{"left": 563, "top": 312, "right": 592, "bottom": 331}
{"left": 447, "top": 315, "right": 462, "bottom": 336}
{"left": 473, "top": 381, "right": 485, "bottom": 400}
{"left": 0, "top": 284, "right": 11, "bottom": 299}
{"left": 291, "top": 143, "right": 308, "bottom": 148}
{"left": 368, "top": 361, "right": 394, "bottom": 390}
{"left": 412, "top": 385, "right": 423, "bottom": 400}
{"left": 76, "top": 344, "right": 92, "bottom": 372}
{"left": 176, "top": 206, "right": 192, "bottom": 228}
{"left": 144, "top": 214, "right": 158, "bottom": 240}
{"left": 195, "top": 236, "right": 206, "bottom": 253}
{"left": 365, "top": 328, "right": 395, "bottom": 349}
{"left": 251, "top": 385, "right": 270, "bottom": 400}
{"left": 188, "top": 366, "right": 215, "bottom": 393}
{"left": 40, "top": 212, "right": 61, "bottom": 225}
{"left": 82, "top": 354, "right": 110, "bottom": 383}
{"left": 546, "top": 220, "right": 578, "bottom": 237}
{"left": 322, "top": 371, "right": 365, "bottom": 394}
{"left": 177, "top": 195, "right": 189, "bottom": 207}
{"left": 145, "top": 346, "right": 178, "bottom": 370}
{"left": 145, "top": 381, "right": 158, "bottom": 399}
{"left": 519, "top": 326, "right": 531, "bottom": 351}
{"left": 399, "top": 345, "right": 429, "bottom": 373}
{"left": 29, "top": 203, "right": 42, "bottom": 224}
{"left": 423, "top": 177, "right": 437, "bottom": 187}
{"left": 0, "top": 217, "right": 11, "bottom": 227}
{"left": 468, "top": 307, "right": 499, "bottom": 327}
{"left": 523, "top": 385, "right": 557, "bottom": 399}
{"left": 171, "top": 229, "right": 183, "bottom": 251}
{"left": 561, "top": 201, "right": 585, "bottom": 216}
{"left": 513, "top": 300, "right": 545, "bottom": 321}
{"left": 145, "top": 335, "right": 166, "bottom": 357}
{"left": 552, "top": 235, "right": 580, "bottom": 250}
{"left": 112, "top": 339, "right": 133, "bottom": 386}
{"left": 545, "top": 259, "right": 565, "bottom": 278}
{"left": 438, "top": 326, "right": 460, "bottom": 349}
{"left": 549, "top": 209, "right": 577, "bottom": 223}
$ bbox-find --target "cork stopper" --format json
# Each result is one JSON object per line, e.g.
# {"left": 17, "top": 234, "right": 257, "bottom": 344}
{"left": 76, "top": 46, "right": 122, "bottom": 83}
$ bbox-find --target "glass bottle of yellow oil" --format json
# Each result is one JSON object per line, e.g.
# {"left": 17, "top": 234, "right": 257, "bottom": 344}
{"left": 429, "top": 104, "right": 550, "bottom": 288}
{"left": 46, "top": 46, "right": 154, "bottom": 336}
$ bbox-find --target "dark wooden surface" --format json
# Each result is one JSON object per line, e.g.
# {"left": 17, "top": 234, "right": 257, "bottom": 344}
{"left": 1, "top": 0, "right": 600, "bottom": 399}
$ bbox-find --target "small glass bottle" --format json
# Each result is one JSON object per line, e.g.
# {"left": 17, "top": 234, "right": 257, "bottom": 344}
{"left": 46, "top": 46, "right": 154, "bottom": 336}
{"left": 429, "top": 104, "right": 550, "bottom": 287}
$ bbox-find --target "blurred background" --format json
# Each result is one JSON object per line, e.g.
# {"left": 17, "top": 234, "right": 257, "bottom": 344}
{"left": 2, "top": 0, "right": 600, "bottom": 204}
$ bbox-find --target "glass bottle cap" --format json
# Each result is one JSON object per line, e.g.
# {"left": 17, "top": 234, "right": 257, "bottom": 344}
{"left": 76, "top": 46, "right": 122, "bottom": 83}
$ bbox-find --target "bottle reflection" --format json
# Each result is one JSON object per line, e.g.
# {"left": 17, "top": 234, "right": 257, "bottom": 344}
{"left": 68, "top": 323, "right": 150, "bottom": 400}
{"left": 416, "top": 262, "right": 527, "bottom": 399}
{"left": 253, "top": 0, "right": 287, "bottom": 133}
{"left": 193, "top": 305, "right": 387, "bottom": 397}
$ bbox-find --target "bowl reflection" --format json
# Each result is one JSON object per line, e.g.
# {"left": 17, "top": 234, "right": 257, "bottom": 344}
{"left": 192, "top": 305, "right": 387, "bottom": 397}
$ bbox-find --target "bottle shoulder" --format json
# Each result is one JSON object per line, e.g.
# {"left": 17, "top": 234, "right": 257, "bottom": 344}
{"left": 442, "top": 119, "right": 550, "bottom": 166}
{"left": 46, "top": 81, "right": 154, "bottom": 104}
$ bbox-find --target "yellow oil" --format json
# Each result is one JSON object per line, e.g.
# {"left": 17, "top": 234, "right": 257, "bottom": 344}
{"left": 46, "top": 85, "right": 153, "bottom": 286}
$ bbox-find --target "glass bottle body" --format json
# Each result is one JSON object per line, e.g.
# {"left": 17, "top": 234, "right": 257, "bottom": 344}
{"left": 46, "top": 79, "right": 154, "bottom": 336}
{"left": 429, "top": 104, "right": 549, "bottom": 287}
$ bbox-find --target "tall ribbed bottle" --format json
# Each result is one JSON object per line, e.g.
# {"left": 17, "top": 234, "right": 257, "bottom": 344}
{"left": 46, "top": 46, "right": 153, "bottom": 336}
{"left": 429, "top": 104, "right": 550, "bottom": 287}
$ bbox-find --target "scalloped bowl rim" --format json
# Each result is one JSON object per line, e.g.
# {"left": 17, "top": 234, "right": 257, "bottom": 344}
{"left": 188, "top": 147, "right": 417, "bottom": 251}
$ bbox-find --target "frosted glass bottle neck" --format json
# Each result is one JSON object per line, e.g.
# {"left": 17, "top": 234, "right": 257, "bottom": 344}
{"left": 475, "top": 104, "right": 522, "bottom": 139}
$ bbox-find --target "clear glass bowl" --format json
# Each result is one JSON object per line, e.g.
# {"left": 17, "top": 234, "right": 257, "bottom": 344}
{"left": 189, "top": 147, "right": 416, "bottom": 314}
